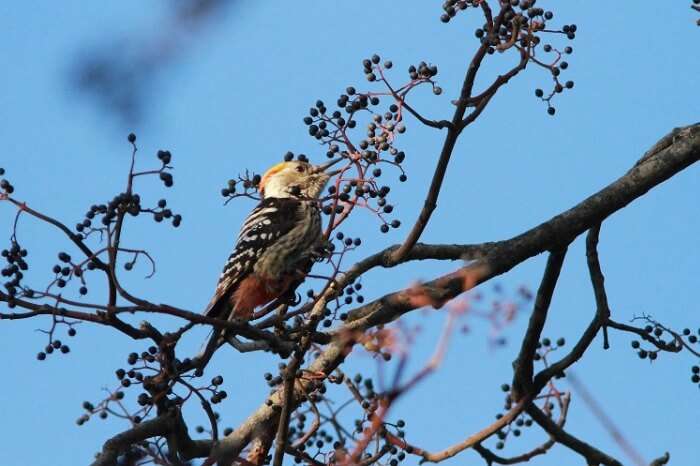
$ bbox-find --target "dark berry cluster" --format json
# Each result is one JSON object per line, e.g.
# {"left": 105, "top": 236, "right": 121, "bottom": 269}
{"left": 156, "top": 150, "right": 174, "bottom": 187}
{"left": 487, "top": 333, "right": 568, "bottom": 450}
{"left": 407, "top": 61, "right": 441, "bottom": 95}
{"left": 681, "top": 327, "right": 700, "bottom": 346}
{"left": 627, "top": 320, "right": 700, "bottom": 372}
{"left": 532, "top": 336, "right": 566, "bottom": 362}
{"left": 78, "top": 191, "right": 180, "bottom": 236}
{"left": 111, "top": 349, "right": 178, "bottom": 414}
{"left": 48, "top": 250, "right": 91, "bottom": 294}
{"left": 220, "top": 171, "right": 261, "bottom": 203}
{"left": 76, "top": 391, "right": 123, "bottom": 426}
{"left": 73, "top": 140, "right": 181, "bottom": 240}
{"left": 220, "top": 50, "right": 433, "bottom": 242}
{"left": 440, "top": 0, "right": 473, "bottom": 22}
{"left": 492, "top": 389, "right": 536, "bottom": 451}
{"left": 302, "top": 91, "right": 369, "bottom": 146}
{"left": 298, "top": 231, "right": 370, "bottom": 330}
{"left": 534, "top": 43, "right": 576, "bottom": 116}
{"left": 206, "top": 374, "right": 228, "bottom": 404}
{"left": 322, "top": 181, "right": 402, "bottom": 234}
{"left": 1, "top": 241, "right": 28, "bottom": 302}
{"left": 282, "top": 372, "right": 412, "bottom": 465}
{"left": 129, "top": 133, "right": 174, "bottom": 187}
{"left": 36, "top": 337, "right": 72, "bottom": 361}
{"left": 494, "top": 380, "right": 557, "bottom": 450}
{"left": 0, "top": 167, "right": 15, "bottom": 194}
{"left": 289, "top": 414, "right": 338, "bottom": 462}
{"left": 630, "top": 326, "right": 664, "bottom": 361}
{"left": 441, "top": 1, "right": 577, "bottom": 115}
{"left": 295, "top": 54, "right": 431, "bottom": 234}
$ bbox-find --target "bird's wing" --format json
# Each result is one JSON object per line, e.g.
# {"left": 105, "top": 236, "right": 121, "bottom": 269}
{"left": 203, "top": 198, "right": 302, "bottom": 318}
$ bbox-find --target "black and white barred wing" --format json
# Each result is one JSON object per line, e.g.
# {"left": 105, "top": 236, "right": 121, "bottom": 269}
{"left": 203, "top": 198, "right": 301, "bottom": 318}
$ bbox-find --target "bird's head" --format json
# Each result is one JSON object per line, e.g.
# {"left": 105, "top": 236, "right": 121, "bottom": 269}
{"left": 258, "top": 159, "right": 341, "bottom": 199}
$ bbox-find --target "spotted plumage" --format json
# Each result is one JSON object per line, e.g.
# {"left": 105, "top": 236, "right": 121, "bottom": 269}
{"left": 204, "top": 197, "right": 321, "bottom": 320}
{"left": 203, "top": 160, "right": 339, "bottom": 324}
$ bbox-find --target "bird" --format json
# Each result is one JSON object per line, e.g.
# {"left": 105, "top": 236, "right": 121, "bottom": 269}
{"left": 198, "top": 158, "right": 341, "bottom": 364}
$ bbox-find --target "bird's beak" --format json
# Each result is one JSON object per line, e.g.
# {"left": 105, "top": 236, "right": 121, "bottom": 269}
{"left": 313, "top": 157, "right": 343, "bottom": 177}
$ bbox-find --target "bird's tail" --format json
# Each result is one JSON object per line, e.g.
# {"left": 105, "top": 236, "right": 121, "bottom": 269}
{"left": 197, "top": 296, "right": 229, "bottom": 370}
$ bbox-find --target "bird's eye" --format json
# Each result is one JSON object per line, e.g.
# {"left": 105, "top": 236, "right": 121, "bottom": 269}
{"left": 295, "top": 165, "right": 305, "bottom": 173}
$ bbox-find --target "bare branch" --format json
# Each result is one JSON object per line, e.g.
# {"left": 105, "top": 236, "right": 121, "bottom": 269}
{"left": 472, "top": 393, "right": 571, "bottom": 465}
{"left": 511, "top": 248, "right": 567, "bottom": 400}
{"left": 526, "top": 401, "right": 622, "bottom": 466}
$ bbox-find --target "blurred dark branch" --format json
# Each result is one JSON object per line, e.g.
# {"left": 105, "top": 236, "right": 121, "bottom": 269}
{"left": 526, "top": 401, "right": 622, "bottom": 466}
{"left": 70, "top": 0, "right": 234, "bottom": 123}
{"left": 567, "top": 373, "right": 647, "bottom": 466}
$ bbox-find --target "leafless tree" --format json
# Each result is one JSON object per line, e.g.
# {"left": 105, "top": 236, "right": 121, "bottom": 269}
{"left": 2, "top": 2, "right": 698, "bottom": 466}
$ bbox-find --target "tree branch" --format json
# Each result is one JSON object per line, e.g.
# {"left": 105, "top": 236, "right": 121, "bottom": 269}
{"left": 526, "top": 402, "right": 622, "bottom": 466}
{"left": 511, "top": 248, "right": 567, "bottom": 401}
{"left": 473, "top": 393, "right": 570, "bottom": 465}
{"left": 91, "top": 409, "right": 210, "bottom": 466}
{"left": 387, "top": 6, "right": 514, "bottom": 264}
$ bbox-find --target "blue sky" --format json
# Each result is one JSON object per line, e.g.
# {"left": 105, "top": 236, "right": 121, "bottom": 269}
{"left": 1, "top": 2, "right": 698, "bottom": 465}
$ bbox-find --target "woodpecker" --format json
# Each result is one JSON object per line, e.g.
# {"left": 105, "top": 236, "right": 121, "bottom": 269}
{"left": 204, "top": 159, "right": 341, "bottom": 324}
